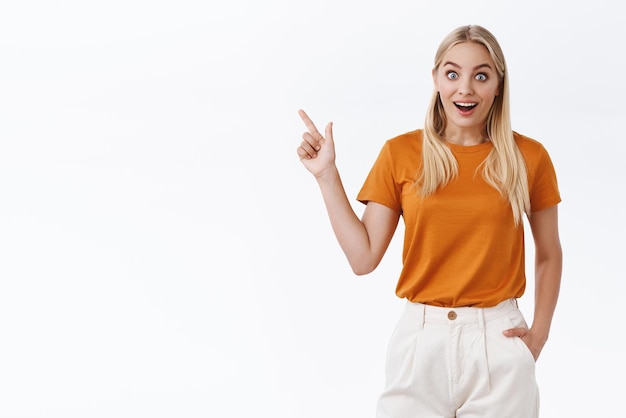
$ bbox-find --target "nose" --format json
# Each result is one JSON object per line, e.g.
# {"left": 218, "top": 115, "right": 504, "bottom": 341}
{"left": 458, "top": 77, "right": 474, "bottom": 95}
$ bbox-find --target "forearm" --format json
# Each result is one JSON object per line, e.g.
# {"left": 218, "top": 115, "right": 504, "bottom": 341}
{"left": 316, "top": 166, "right": 375, "bottom": 274}
{"left": 530, "top": 251, "right": 563, "bottom": 344}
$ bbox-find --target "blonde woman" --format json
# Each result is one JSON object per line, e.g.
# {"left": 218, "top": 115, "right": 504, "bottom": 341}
{"left": 297, "top": 25, "right": 562, "bottom": 418}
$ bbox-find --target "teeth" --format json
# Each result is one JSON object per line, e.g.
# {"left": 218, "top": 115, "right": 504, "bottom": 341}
{"left": 455, "top": 102, "right": 477, "bottom": 107}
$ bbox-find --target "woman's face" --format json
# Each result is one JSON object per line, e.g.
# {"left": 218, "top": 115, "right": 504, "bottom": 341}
{"left": 433, "top": 41, "right": 500, "bottom": 139}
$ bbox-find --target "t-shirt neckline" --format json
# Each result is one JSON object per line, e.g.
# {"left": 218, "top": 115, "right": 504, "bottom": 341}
{"left": 446, "top": 141, "right": 493, "bottom": 153}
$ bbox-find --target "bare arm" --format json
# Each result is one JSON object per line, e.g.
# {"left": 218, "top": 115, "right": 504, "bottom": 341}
{"left": 296, "top": 109, "right": 400, "bottom": 275}
{"left": 503, "top": 205, "right": 562, "bottom": 360}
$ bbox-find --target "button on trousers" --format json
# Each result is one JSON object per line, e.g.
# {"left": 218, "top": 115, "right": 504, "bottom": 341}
{"left": 376, "top": 298, "right": 538, "bottom": 418}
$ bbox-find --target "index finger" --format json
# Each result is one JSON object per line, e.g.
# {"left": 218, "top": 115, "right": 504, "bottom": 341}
{"left": 298, "top": 109, "right": 320, "bottom": 135}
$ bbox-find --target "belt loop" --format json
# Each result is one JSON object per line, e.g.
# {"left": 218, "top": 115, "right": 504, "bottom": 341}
{"left": 418, "top": 303, "right": 425, "bottom": 331}
{"left": 478, "top": 308, "right": 485, "bottom": 331}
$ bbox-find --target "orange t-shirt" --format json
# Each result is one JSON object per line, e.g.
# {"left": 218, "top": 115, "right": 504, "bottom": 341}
{"left": 357, "top": 130, "right": 561, "bottom": 307}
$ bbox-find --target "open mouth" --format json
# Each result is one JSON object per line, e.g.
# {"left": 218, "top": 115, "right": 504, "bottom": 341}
{"left": 454, "top": 102, "right": 477, "bottom": 113}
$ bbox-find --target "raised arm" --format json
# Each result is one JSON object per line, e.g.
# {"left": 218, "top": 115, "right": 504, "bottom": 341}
{"left": 296, "top": 109, "right": 400, "bottom": 275}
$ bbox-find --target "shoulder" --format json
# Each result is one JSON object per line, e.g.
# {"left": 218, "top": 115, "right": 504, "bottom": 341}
{"left": 513, "top": 131, "right": 552, "bottom": 162}
{"left": 513, "top": 131, "right": 547, "bottom": 154}
{"left": 513, "top": 131, "right": 558, "bottom": 183}
{"left": 367, "top": 129, "right": 422, "bottom": 172}
{"left": 384, "top": 129, "right": 423, "bottom": 152}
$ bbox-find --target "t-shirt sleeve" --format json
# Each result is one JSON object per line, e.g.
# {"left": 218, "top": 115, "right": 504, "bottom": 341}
{"left": 356, "top": 140, "right": 403, "bottom": 212}
{"left": 529, "top": 144, "right": 561, "bottom": 212}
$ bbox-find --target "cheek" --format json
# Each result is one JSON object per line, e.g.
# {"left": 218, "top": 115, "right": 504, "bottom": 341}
{"left": 478, "top": 85, "right": 499, "bottom": 104}
{"left": 437, "top": 81, "right": 456, "bottom": 98}
{"left": 436, "top": 74, "right": 452, "bottom": 91}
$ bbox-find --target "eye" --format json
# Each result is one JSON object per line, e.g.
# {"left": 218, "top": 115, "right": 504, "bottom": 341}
{"left": 446, "top": 71, "right": 458, "bottom": 80}
{"left": 475, "top": 73, "right": 487, "bottom": 81}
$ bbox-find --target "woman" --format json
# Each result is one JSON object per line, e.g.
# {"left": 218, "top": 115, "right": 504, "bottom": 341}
{"left": 296, "top": 25, "right": 562, "bottom": 418}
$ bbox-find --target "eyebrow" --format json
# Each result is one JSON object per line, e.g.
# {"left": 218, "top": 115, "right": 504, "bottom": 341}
{"left": 442, "top": 61, "right": 493, "bottom": 71}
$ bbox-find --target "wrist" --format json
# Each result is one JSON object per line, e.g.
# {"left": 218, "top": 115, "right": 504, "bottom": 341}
{"left": 315, "top": 165, "right": 340, "bottom": 183}
{"left": 528, "top": 325, "right": 550, "bottom": 345}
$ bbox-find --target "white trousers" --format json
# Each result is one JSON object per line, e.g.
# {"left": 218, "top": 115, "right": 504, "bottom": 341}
{"left": 377, "top": 298, "right": 539, "bottom": 418}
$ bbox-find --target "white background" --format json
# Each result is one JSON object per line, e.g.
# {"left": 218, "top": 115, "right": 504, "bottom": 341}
{"left": 0, "top": 0, "right": 623, "bottom": 417}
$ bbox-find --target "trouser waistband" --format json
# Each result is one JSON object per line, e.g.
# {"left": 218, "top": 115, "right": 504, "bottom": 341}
{"left": 405, "top": 298, "right": 519, "bottom": 330}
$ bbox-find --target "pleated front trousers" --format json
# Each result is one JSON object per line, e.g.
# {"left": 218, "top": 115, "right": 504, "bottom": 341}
{"left": 376, "top": 298, "right": 539, "bottom": 418}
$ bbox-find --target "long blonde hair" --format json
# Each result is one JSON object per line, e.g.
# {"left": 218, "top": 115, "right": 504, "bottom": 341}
{"left": 417, "top": 25, "right": 530, "bottom": 225}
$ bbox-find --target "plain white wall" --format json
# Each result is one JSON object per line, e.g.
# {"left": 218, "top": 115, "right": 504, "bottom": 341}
{"left": 0, "top": 0, "right": 623, "bottom": 417}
